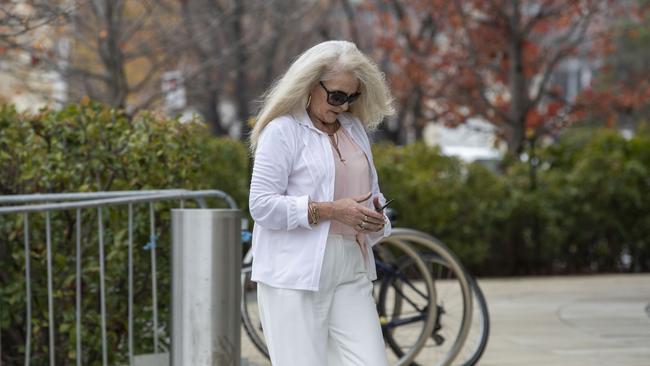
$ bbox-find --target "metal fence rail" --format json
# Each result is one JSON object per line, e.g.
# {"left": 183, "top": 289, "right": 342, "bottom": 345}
{"left": 0, "top": 189, "right": 237, "bottom": 366}
{"left": 0, "top": 190, "right": 189, "bottom": 205}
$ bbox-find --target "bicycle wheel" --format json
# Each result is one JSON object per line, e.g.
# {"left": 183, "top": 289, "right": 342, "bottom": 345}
{"left": 406, "top": 251, "right": 490, "bottom": 366}
{"left": 453, "top": 274, "right": 490, "bottom": 366}
{"left": 240, "top": 249, "right": 269, "bottom": 358}
{"left": 377, "top": 229, "right": 473, "bottom": 366}
{"left": 393, "top": 230, "right": 490, "bottom": 366}
{"left": 373, "top": 238, "right": 438, "bottom": 366}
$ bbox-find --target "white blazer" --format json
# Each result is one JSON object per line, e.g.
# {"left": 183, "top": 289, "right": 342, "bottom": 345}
{"left": 249, "top": 108, "right": 391, "bottom": 291}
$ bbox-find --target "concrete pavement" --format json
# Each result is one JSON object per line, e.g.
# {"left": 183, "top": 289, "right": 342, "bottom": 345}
{"left": 241, "top": 274, "right": 650, "bottom": 365}
{"left": 477, "top": 274, "right": 650, "bottom": 366}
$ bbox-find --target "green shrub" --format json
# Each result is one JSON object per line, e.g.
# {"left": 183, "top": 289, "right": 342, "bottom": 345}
{"left": 373, "top": 127, "right": 650, "bottom": 275}
{"left": 0, "top": 102, "right": 249, "bottom": 365}
{"left": 373, "top": 142, "right": 507, "bottom": 271}
{"left": 539, "top": 127, "right": 650, "bottom": 273}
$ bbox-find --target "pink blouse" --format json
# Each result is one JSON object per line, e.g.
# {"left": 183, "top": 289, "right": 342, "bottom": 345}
{"left": 328, "top": 126, "right": 372, "bottom": 242}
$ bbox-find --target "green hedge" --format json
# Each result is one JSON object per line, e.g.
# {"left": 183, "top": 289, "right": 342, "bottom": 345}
{"left": 0, "top": 102, "right": 249, "bottom": 365}
{"left": 373, "top": 143, "right": 506, "bottom": 270}
{"left": 373, "top": 126, "right": 650, "bottom": 275}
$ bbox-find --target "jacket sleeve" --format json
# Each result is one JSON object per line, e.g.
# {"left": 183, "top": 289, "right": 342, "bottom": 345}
{"left": 249, "top": 120, "right": 311, "bottom": 231}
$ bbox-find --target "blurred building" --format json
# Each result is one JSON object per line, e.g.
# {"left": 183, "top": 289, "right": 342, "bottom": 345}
{"left": 423, "top": 118, "right": 503, "bottom": 164}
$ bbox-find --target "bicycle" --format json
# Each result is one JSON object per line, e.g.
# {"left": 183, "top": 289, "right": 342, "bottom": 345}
{"left": 241, "top": 227, "right": 489, "bottom": 365}
{"left": 377, "top": 229, "right": 490, "bottom": 366}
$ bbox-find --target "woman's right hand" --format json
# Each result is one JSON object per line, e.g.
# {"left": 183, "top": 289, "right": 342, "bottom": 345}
{"left": 331, "top": 192, "right": 385, "bottom": 232}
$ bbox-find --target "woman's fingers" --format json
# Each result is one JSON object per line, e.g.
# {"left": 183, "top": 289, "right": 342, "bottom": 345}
{"left": 358, "top": 206, "right": 384, "bottom": 224}
{"left": 361, "top": 217, "right": 384, "bottom": 227}
{"left": 355, "top": 221, "right": 385, "bottom": 233}
{"left": 368, "top": 222, "right": 384, "bottom": 232}
{"left": 332, "top": 196, "right": 385, "bottom": 230}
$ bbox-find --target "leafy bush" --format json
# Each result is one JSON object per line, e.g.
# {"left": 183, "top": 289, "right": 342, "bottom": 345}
{"left": 373, "top": 142, "right": 507, "bottom": 271}
{"left": 373, "top": 127, "right": 650, "bottom": 275}
{"left": 539, "top": 127, "right": 650, "bottom": 273}
{"left": 0, "top": 102, "right": 249, "bottom": 365}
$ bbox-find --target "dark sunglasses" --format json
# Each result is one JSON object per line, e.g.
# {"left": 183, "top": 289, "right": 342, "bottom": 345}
{"left": 319, "top": 81, "right": 361, "bottom": 106}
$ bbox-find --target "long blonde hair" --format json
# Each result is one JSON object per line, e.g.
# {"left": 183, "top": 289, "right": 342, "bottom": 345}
{"left": 249, "top": 40, "right": 394, "bottom": 152}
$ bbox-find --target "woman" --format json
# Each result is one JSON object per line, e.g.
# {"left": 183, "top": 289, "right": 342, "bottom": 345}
{"left": 249, "top": 40, "right": 394, "bottom": 366}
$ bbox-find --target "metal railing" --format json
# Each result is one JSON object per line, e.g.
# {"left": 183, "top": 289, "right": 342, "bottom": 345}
{"left": 0, "top": 189, "right": 237, "bottom": 366}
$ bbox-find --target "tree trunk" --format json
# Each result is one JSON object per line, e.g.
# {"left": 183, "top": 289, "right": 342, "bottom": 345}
{"left": 95, "top": 0, "right": 129, "bottom": 108}
{"left": 202, "top": 88, "right": 227, "bottom": 136}
{"left": 232, "top": 1, "right": 250, "bottom": 140}
{"left": 412, "top": 86, "right": 424, "bottom": 141}
{"left": 506, "top": 0, "right": 528, "bottom": 156}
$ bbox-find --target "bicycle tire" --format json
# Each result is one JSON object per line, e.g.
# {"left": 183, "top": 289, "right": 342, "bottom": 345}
{"left": 376, "top": 252, "right": 435, "bottom": 366}
{"left": 402, "top": 251, "right": 489, "bottom": 366}
{"left": 378, "top": 254, "right": 490, "bottom": 366}
{"left": 456, "top": 274, "right": 490, "bottom": 366}
{"left": 373, "top": 238, "right": 438, "bottom": 366}
{"left": 389, "top": 230, "right": 490, "bottom": 366}
{"left": 378, "top": 229, "right": 473, "bottom": 366}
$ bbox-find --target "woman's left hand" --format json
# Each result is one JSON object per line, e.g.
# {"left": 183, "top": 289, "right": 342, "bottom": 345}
{"left": 362, "top": 196, "right": 387, "bottom": 233}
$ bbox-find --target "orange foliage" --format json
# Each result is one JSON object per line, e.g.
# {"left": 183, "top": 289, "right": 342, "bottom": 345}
{"left": 364, "top": 0, "right": 637, "bottom": 147}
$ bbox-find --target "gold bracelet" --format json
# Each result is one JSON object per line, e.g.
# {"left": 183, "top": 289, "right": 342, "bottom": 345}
{"left": 308, "top": 201, "right": 314, "bottom": 224}
{"left": 312, "top": 202, "right": 320, "bottom": 225}
{"left": 308, "top": 201, "right": 319, "bottom": 225}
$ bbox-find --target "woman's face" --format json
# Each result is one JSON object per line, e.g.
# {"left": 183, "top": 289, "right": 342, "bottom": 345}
{"left": 308, "top": 71, "right": 360, "bottom": 125}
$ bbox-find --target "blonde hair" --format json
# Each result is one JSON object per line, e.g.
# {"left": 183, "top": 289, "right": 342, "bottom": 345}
{"left": 249, "top": 40, "right": 394, "bottom": 152}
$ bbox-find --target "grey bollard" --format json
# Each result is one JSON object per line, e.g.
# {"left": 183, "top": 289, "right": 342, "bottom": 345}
{"left": 171, "top": 209, "right": 241, "bottom": 366}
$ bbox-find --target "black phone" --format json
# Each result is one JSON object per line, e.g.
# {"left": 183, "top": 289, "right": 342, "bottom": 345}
{"left": 376, "top": 198, "right": 394, "bottom": 212}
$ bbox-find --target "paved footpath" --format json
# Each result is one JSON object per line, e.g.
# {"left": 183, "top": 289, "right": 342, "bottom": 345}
{"left": 241, "top": 274, "right": 650, "bottom": 366}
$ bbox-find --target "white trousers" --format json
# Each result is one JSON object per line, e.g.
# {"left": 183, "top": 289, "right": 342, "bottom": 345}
{"left": 257, "top": 234, "right": 389, "bottom": 366}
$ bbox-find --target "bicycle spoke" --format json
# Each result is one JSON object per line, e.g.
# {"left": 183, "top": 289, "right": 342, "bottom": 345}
{"left": 392, "top": 264, "right": 429, "bottom": 300}
{"left": 389, "top": 276, "right": 427, "bottom": 312}
{"left": 384, "top": 312, "right": 426, "bottom": 328}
